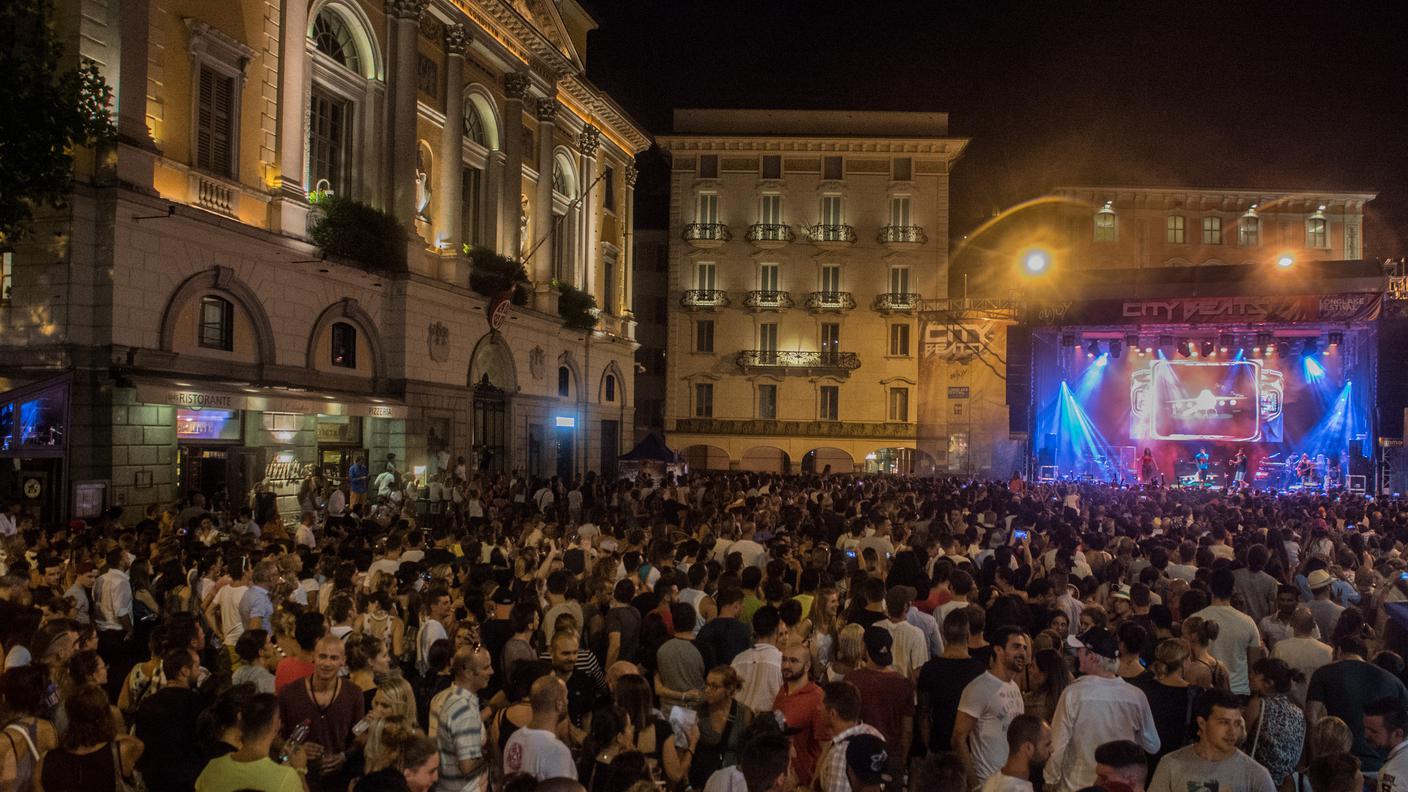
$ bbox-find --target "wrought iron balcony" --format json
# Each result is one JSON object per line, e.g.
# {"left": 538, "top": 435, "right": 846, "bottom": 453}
{"left": 673, "top": 417, "right": 912, "bottom": 440}
{"left": 736, "top": 350, "right": 861, "bottom": 374}
{"left": 874, "top": 292, "right": 921, "bottom": 313}
{"left": 743, "top": 290, "right": 793, "bottom": 311}
{"left": 745, "top": 223, "right": 795, "bottom": 248}
{"left": 804, "top": 291, "right": 856, "bottom": 312}
{"left": 679, "top": 289, "right": 730, "bottom": 310}
{"left": 682, "top": 222, "right": 731, "bottom": 248}
{"left": 878, "top": 225, "right": 927, "bottom": 248}
{"left": 806, "top": 224, "right": 857, "bottom": 248}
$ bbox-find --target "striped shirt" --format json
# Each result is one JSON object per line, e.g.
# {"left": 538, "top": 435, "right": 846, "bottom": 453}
{"left": 434, "top": 684, "right": 484, "bottom": 790}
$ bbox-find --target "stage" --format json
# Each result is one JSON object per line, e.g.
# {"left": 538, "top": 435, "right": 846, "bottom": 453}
{"left": 1030, "top": 312, "right": 1377, "bottom": 492}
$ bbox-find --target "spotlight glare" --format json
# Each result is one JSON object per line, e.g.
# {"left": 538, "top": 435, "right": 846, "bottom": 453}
{"left": 1023, "top": 249, "right": 1051, "bottom": 274}
{"left": 1276, "top": 255, "right": 1295, "bottom": 268}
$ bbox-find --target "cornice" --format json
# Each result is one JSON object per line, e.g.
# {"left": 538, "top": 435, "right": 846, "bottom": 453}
{"left": 559, "top": 75, "right": 652, "bottom": 154}
{"left": 657, "top": 137, "right": 968, "bottom": 157}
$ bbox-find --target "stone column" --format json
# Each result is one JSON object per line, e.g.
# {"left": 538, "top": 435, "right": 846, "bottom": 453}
{"left": 622, "top": 162, "right": 638, "bottom": 337}
{"left": 269, "top": 0, "right": 310, "bottom": 234}
{"left": 577, "top": 125, "right": 600, "bottom": 293}
{"left": 434, "top": 24, "right": 469, "bottom": 252}
{"left": 112, "top": 0, "right": 155, "bottom": 191}
{"left": 500, "top": 72, "right": 529, "bottom": 260}
{"left": 531, "top": 96, "right": 558, "bottom": 312}
{"left": 385, "top": 0, "right": 424, "bottom": 226}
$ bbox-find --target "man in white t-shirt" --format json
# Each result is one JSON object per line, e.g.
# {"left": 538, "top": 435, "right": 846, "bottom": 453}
{"left": 208, "top": 558, "right": 251, "bottom": 649}
{"left": 417, "top": 588, "right": 452, "bottom": 677}
{"left": 365, "top": 536, "right": 404, "bottom": 590}
{"left": 1193, "top": 568, "right": 1264, "bottom": 696}
{"left": 981, "top": 714, "right": 1052, "bottom": 792}
{"left": 730, "top": 522, "right": 766, "bottom": 569}
{"left": 503, "top": 676, "right": 576, "bottom": 781}
{"left": 954, "top": 625, "right": 1029, "bottom": 789}
{"left": 880, "top": 587, "right": 929, "bottom": 680}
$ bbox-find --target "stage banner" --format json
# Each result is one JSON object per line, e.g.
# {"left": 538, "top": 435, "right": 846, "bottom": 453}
{"left": 1025, "top": 292, "right": 1382, "bottom": 326}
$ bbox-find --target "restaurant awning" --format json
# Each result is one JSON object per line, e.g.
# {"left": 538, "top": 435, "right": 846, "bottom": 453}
{"left": 133, "top": 377, "right": 408, "bottom": 419}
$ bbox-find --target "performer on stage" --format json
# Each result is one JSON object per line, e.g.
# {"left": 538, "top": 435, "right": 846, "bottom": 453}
{"left": 1296, "top": 453, "right": 1315, "bottom": 488}
{"left": 1139, "top": 448, "right": 1159, "bottom": 487}
{"left": 1194, "top": 447, "right": 1210, "bottom": 482}
{"left": 1232, "top": 448, "right": 1248, "bottom": 489}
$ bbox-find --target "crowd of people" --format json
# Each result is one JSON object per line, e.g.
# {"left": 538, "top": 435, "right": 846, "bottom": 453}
{"left": 0, "top": 470, "right": 1405, "bottom": 792}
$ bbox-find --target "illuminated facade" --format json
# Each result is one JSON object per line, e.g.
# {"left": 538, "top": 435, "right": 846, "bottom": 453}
{"left": 657, "top": 110, "right": 967, "bottom": 473}
{"left": 0, "top": 0, "right": 649, "bottom": 521}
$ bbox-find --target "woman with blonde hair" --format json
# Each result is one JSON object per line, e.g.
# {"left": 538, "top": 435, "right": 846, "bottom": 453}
{"left": 1181, "top": 615, "right": 1230, "bottom": 690}
{"left": 1290, "top": 716, "right": 1352, "bottom": 792}
{"left": 1136, "top": 638, "right": 1200, "bottom": 772}
{"left": 361, "top": 675, "right": 418, "bottom": 773}
{"left": 826, "top": 623, "right": 866, "bottom": 683}
{"left": 809, "top": 586, "right": 841, "bottom": 675}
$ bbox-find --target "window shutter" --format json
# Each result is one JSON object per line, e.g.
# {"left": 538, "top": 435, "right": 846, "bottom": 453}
{"left": 197, "top": 67, "right": 235, "bottom": 177}
{"left": 197, "top": 68, "right": 214, "bottom": 170}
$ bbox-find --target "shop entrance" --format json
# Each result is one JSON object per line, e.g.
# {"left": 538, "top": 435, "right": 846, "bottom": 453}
{"left": 555, "top": 422, "right": 575, "bottom": 482}
{"left": 316, "top": 415, "right": 365, "bottom": 485}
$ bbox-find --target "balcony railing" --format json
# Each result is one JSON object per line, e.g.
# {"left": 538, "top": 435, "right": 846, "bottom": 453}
{"left": 736, "top": 350, "right": 861, "bottom": 373}
{"left": 680, "top": 289, "right": 730, "bottom": 310}
{"left": 743, "top": 290, "right": 794, "bottom": 310}
{"left": 673, "top": 417, "right": 913, "bottom": 440}
{"left": 804, "top": 291, "right": 856, "bottom": 311}
{"left": 878, "top": 225, "right": 927, "bottom": 246}
{"left": 745, "top": 223, "right": 795, "bottom": 247}
{"left": 682, "top": 222, "right": 731, "bottom": 248}
{"left": 874, "top": 292, "right": 921, "bottom": 313}
{"left": 806, "top": 224, "right": 857, "bottom": 246}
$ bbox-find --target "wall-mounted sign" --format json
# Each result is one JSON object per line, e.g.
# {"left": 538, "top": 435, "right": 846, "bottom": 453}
{"left": 428, "top": 322, "right": 450, "bottom": 363}
{"left": 554, "top": 416, "right": 575, "bottom": 428}
{"left": 176, "top": 409, "right": 241, "bottom": 441}
{"left": 136, "top": 381, "right": 408, "bottom": 419}
{"left": 487, "top": 291, "right": 513, "bottom": 330}
{"left": 947, "top": 387, "right": 970, "bottom": 399}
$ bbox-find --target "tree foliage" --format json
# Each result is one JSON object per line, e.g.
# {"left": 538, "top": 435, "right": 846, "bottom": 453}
{"left": 0, "top": 0, "right": 116, "bottom": 244}
{"left": 557, "top": 280, "right": 598, "bottom": 333}
{"left": 466, "top": 245, "right": 530, "bottom": 304}
{"left": 308, "top": 195, "right": 409, "bottom": 272}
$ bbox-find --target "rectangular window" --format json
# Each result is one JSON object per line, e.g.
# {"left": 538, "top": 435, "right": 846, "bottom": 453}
{"left": 757, "top": 384, "right": 777, "bottom": 420}
{"left": 820, "top": 264, "right": 841, "bottom": 294}
{"left": 308, "top": 88, "right": 349, "bottom": 195}
{"left": 1202, "top": 216, "right": 1222, "bottom": 245}
{"left": 1239, "top": 216, "right": 1260, "bottom": 247}
{"left": 1166, "top": 215, "right": 1186, "bottom": 244}
{"left": 694, "top": 320, "right": 714, "bottom": 353}
{"left": 761, "top": 155, "right": 782, "bottom": 179}
{"left": 698, "top": 155, "right": 718, "bottom": 178}
{"left": 604, "top": 256, "right": 617, "bottom": 316}
{"left": 694, "top": 383, "right": 713, "bottom": 417}
{"left": 552, "top": 212, "right": 568, "bottom": 281}
{"left": 819, "top": 386, "right": 839, "bottom": 421}
{"left": 1307, "top": 217, "right": 1328, "bottom": 249}
{"left": 462, "top": 168, "right": 483, "bottom": 247}
{"left": 198, "top": 296, "right": 233, "bottom": 351}
{"left": 1346, "top": 224, "right": 1360, "bottom": 259}
{"left": 819, "top": 195, "right": 843, "bottom": 226}
{"left": 603, "top": 167, "right": 616, "bottom": 213}
{"left": 820, "top": 323, "right": 840, "bottom": 363}
{"left": 759, "top": 194, "right": 783, "bottom": 226}
{"left": 1094, "top": 211, "right": 1117, "bottom": 242}
{"left": 889, "top": 388, "right": 910, "bottom": 422}
{"left": 889, "top": 324, "right": 911, "bottom": 356}
{"left": 695, "top": 261, "right": 716, "bottom": 291}
{"left": 893, "top": 157, "right": 913, "bottom": 181}
{"left": 889, "top": 266, "right": 910, "bottom": 295}
{"left": 889, "top": 196, "right": 912, "bottom": 228}
{"left": 331, "top": 323, "right": 357, "bottom": 368}
{"left": 822, "top": 156, "right": 843, "bottom": 180}
{"left": 0, "top": 251, "right": 10, "bottom": 303}
{"left": 758, "top": 323, "right": 778, "bottom": 363}
{"left": 195, "top": 66, "right": 236, "bottom": 177}
{"left": 758, "top": 263, "right": 779, "bottom": 292}
{"left": 695, "top": 192, "right": 718, "bottom": 225}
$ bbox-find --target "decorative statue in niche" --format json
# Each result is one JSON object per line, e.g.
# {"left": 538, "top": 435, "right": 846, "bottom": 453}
{"left": 519, "top": 193, "right": 530, "bottom": 258}
{"left": 415, "top": 148, "right": 431, "bottom": 220}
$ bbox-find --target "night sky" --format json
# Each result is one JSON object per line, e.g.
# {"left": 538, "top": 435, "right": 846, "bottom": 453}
{"left": 582, "top": 1, "right": 1408, "bottom": 256}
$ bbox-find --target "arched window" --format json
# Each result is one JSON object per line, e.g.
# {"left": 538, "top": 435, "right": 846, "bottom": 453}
{"left": 558, "top": 366, "right": 571, "bottom": 398}
{"left": 552, "top": 154, "right": 575, "bottom": 198}
{"left": 310, "top": 8, "right": 362, "bottom": 73}
{"left": 1094, "top": 201, "right": 1117, "bottom": 242}
{"left": 605, "top": 374, "right": 616, "bottom": 402}
{"left": 198, "top": 296, "right": 234, "bottom": 351}
{"left": 464, "top": 102, "right": 490, "bottom": 148}
{"left": 331, "top": 322, "right": 357, "bottom": 368}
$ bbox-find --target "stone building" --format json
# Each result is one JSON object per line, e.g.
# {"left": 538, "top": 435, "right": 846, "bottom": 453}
{"left": 656, "top": 110, "right": 967, "bottom": 473}
{"left": 0, "top": 0, "right": 649, "bottom": 522}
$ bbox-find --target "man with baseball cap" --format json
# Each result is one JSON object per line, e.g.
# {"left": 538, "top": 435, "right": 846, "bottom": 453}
{"left": 1045, "top": 627, "right": 1160, "bottom": 792}
{"left": 844, "top": 733, "right": 890, "bottom": 792}
{"left": 843, "top": 626, "right": 913, "bottom": 779}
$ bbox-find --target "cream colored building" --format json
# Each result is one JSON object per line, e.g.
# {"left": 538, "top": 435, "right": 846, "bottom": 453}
{"left": 0, "top": 0, "right": 648, "bottom": 522}
{"left": 657, "top": 111, "right": 966, "bottom": 473}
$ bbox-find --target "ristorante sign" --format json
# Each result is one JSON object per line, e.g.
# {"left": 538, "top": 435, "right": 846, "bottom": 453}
{"left": 1026, "top": 293, "right": 1382, "bottom": 326}
{"left": 134, "top": 382, "right": 407, "bottom": 419}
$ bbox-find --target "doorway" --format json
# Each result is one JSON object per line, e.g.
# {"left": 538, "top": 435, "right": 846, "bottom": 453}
{"left": 473, "top": 379, "right": 508, "bottom": 473}
{"left": 555, "top": 424, "right": 575, "bottom": 482}
{"left": 600, "top": 420, "right": 619, "bottom": 480}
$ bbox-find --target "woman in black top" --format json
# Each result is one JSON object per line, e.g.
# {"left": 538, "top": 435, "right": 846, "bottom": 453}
{"left": 38, "top": 684, "right": 143, "bottom": 792}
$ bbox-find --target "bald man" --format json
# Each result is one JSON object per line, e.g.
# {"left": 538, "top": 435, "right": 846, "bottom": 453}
{"left": 1272, "top": 607, "right": 1333, "bottom": 708}
{"left": 504, "top": 676, "right": 576, "bottom": 781}
{"left": 773, "top": 639, "right": 829, "bottom": 786}
{"left": 277, "top": 634, "right": 365, "bottom": 792}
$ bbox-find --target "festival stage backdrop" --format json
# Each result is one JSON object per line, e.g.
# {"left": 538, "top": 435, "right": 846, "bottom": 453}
{"left": 1031, "top": 330, "right": 1373, "bottom": 483}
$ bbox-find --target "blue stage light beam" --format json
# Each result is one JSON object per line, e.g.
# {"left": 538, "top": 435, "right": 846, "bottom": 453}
{"left": 1304, "top": 356, "right": 1325, "bottom": 382}
{"left": 1053, "top": 381, "right": 1121, "bottom": 481}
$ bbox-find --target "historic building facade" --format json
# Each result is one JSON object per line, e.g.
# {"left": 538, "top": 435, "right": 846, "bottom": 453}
{"left": 0, "top": 0, "right": 649, "bottom": 521}
{"left": 657, "top": 110, "right": 967, "bottom": 473}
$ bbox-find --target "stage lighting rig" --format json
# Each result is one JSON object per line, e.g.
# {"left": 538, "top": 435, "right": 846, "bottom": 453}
{"left": 1109, "top": 339, "right": 1123, "bottom": 358}
{"left": 1178, "top": 340, "right": 1192, "bottom": 358}
{"left": 1277, "top": 341, "right": 1290, "bottom": 357}
{"left": 1303, "top": 337, "right": 1318, "bottom": 357}
{"left": 1255, "top": 332, "right": 1273, "bottom": 353}
{"left": 1062, "top": 334, "right": 1076, "bottom": 348}
{"left": 1201, "top": 340, "right": 1215, "bottom": 357}
{"left": 1328, "top": 331, "right": 1343, "bottom": 350}
{"left": 1218, "top": 334, "right": 1234, "bottom": 353}
{"left": 1086, "top": 340, "right": 1101, "bottom": 358}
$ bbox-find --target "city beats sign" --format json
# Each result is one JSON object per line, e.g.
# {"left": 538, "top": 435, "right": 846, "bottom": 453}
{"left": 487, "top": 291, "right": 513, "bottom": 330}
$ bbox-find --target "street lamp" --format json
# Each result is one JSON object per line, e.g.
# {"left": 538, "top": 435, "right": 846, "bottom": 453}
{"left": 1276, "top": 254, "right": 1295, "bottom": 269}
{"left": 1021, "top": 247, "right": 1051, "bottom": 275}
